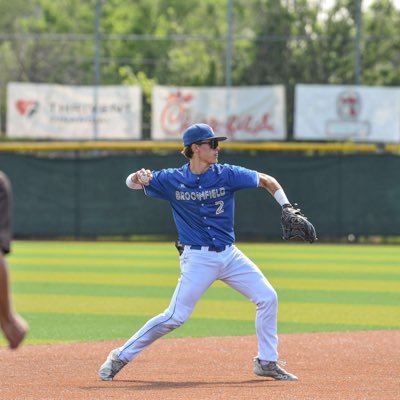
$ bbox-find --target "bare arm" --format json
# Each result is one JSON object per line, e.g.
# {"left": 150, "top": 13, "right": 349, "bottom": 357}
{"left": 0, "top": 255, "right": 13, "bottom": 325}
{"left": 258, "top": 172, "right": 282, "bottom": 195}
{"left": 0, "top": 254, "right": 28, "bottom": 349}
{"left": 258, "top": 172, "right": 291, "bottom": 207}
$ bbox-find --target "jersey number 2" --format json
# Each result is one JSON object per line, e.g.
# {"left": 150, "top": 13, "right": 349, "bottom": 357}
{"left": 215, "top": 200, "right": 224, "bottom": 215}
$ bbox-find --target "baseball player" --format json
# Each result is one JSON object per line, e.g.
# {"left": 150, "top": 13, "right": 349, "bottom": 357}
{"left": 0, "top": 171, "right": 29, "bottom": 349}
{"left": 99, "top": 123, "right": 298, "bottom": 381}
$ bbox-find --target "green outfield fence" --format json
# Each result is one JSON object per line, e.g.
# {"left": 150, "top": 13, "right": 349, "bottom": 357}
{"left": 0, "top": 141, "right": 399, "bottom": 240}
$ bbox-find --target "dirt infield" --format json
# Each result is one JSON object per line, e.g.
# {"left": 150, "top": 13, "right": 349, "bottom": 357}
{"left": 1, "top": 330, "right": 399, "bottom": 400}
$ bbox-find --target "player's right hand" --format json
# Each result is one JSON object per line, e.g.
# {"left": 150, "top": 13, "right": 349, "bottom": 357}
{"left": 1, "top": 313, "right": 29, "bottom": 349}
{"left": 136, "top": 168, "right": 153, "bottom": 186}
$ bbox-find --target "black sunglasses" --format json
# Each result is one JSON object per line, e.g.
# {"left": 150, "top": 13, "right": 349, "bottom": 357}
{"left": 195, "top": 139, "right": 219, "bottom": 149}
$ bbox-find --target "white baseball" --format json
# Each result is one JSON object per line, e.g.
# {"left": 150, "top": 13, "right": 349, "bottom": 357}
{"left": 138, "top": 172, "right": 150, "bottom": 185}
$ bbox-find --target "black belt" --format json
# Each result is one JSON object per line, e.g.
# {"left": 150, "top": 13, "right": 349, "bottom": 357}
{"left": 189, "top": 244, "right": 232, "bottom": 253}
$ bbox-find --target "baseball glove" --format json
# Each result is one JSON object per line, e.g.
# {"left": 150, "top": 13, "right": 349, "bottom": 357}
{"left": 281, "top": 203, "right": 317, "bottom": 243}
{"left": 175, "top": 240, "right": 184, "bottom": 255}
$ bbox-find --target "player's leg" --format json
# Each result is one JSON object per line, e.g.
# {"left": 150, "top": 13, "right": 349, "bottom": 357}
{"left": 99, "top": 249, "right": 219, "bottom": 380}
{"left": 220, "top": 246, "right": 297, "bottom": 380}
{"left": 219, "top": 246, "right": 278, "bottom": 361}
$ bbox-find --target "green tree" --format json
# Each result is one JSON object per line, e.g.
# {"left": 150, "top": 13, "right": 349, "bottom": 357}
{"left": 1, "top": 0, "right": 400, "bottom": 137}
{"left": 100, "top": 0, "right": 229, "bottom": 86}
{"left": 362, "top": 0, "right": 400, "bottom": 85}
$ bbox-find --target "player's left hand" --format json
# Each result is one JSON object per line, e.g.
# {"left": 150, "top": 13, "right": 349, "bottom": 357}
{"left": 281, "top": 203, "right": 317, "bottom": 243}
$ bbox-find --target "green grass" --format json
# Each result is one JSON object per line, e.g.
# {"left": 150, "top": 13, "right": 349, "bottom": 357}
{"left": 2, "top": 241, "right": 400, "bottom": 346}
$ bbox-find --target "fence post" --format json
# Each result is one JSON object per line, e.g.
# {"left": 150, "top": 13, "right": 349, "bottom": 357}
{"left": 93, "top": 0, "right": 102, "bottom": 140}
{"left": 354, "top": 0, "right": 362, "bottom": 84}
{"left": 225, "top": 0, "right": 234, "bottom": 132}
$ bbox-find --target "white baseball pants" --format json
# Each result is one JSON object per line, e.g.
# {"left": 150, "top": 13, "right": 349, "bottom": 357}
{"left": 118, "top": 245, "right": 278, "bottom": 363}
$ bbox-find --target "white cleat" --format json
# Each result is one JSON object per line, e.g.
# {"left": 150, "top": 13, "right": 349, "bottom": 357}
{"left": 253, "top": 357, "right": 298, "bottom": 381}
{"left": 98, "top": 349, "right": 127, "bottom": 381}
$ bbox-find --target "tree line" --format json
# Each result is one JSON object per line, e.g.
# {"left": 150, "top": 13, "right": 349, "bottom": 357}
{"left": 1, "top": 0, "right": 399, "bottom": 137}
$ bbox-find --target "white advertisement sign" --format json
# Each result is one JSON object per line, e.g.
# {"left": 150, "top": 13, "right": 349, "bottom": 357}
{"left": 152, "top": 85, "right": 286, "bottom": 141}
{"left": 294, "top": 84, "right": 400, "bottom": 142}
{"left": 7, "top": 82, "right": 142, "bottom": 139}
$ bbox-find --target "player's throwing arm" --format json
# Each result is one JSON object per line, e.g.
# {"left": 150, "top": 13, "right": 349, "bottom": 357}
{"left": 126, "top": 168, "right": 153, "bottom": 188}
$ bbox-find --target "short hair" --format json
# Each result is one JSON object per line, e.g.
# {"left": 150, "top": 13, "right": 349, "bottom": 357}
{"left": 181, "top": 145, "right": 194, "bottom": 159}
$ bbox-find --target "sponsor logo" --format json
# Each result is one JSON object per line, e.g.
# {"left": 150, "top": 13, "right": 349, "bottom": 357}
{"left": 336, "top": 90, "right": 361, "bottom": 120}
{"left": 325, "top": 90, "right": 370, "bottom": 139}
{"left": 15, "top": 100, "right": 39, "bottom": 117}
{"left": 159, "top": 90, "right": 276, "bottom": 139}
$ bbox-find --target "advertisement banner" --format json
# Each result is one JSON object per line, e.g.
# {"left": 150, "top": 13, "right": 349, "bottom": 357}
{"left": 152, "top": 85, "right": 286, "bottom": 141}
{"left": 294, "top": 84, "right": 400, "bottom": 142}
{"left": 7, "top": 82, "right": 142, "bottom": 140}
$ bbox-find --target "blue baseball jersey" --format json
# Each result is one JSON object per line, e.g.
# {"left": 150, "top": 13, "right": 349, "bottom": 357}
{"left": 143, "top": 163, "right": 259, "bottom": 246}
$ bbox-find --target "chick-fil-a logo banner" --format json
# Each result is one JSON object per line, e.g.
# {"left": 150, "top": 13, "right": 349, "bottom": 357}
{"left": 152, "top": 85, "right": 287, "bottom": 141}
{"left": 7, "top": 82, "right": 142, "bottom": 139}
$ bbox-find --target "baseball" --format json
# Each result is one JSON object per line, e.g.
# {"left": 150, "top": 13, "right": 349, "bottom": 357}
{"left": 138, "top": 172, "right": 150, "bottom": 185}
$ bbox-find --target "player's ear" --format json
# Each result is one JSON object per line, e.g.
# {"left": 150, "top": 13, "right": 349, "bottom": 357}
{"left": 181, "top": 146, "right": 194, "bottom": 159}
{"left": 191, "top": 143, "right": 199, "bottom": 154}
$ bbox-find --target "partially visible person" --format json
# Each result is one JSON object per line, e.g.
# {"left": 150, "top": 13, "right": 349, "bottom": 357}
{"left": 0, "top": 171, "right": 28, "bottom": 349}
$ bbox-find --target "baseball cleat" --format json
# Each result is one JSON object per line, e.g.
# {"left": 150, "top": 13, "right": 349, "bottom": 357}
{"left": 98, "top": 349, "right": 127, "bottom": 381}
{"left": 253, "top": 357, "right": 298, "bottom": 381}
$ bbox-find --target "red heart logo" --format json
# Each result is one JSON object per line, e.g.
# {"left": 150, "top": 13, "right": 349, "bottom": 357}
{"left": 16, "top": 100, "right": 36, "bottom": 115}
